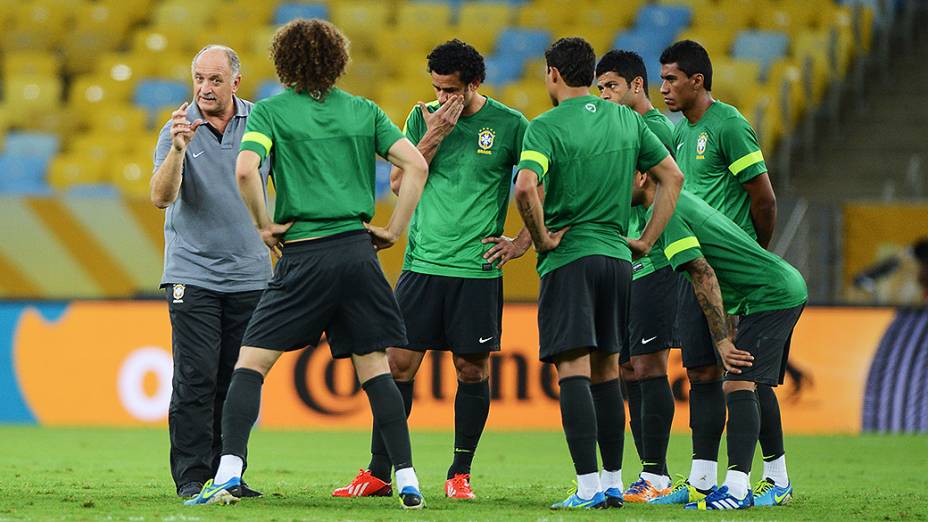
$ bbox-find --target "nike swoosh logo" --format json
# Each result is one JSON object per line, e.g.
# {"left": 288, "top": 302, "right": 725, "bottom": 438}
{"left": 641, "top": 336, "right": 658, "bottom": 344}
{"left": 479, "top": 337, "right": 493, "bottom": 344}
{"left": 193, "top": 151, "right": 205, "bottom": 158}
{"left": 774, "top": 491, "right": 790, "bottom": 503}
{"left": 201, "top": 486, "right": 223, "bottom": 499}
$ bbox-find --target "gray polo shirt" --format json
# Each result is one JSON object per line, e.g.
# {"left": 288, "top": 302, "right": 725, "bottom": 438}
{"left": 153, "top": 96, "right": 272, "bottom": 293}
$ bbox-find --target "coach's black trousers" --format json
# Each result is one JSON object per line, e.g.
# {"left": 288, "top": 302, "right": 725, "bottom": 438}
{"left": 166, "top": 285, "right": 262, "bottom": 492}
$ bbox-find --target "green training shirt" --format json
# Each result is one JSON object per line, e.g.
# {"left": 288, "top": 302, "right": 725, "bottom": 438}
{"left": 659, "top": 190, "right": 807, "bottom": 315}
{"left": 517, "top": 95, "right": 669, "bottom": 278}
{"left": 673, "top": 101, "right": 767, "bottom": 239}
{"left": 402, "top": 97, "right": 529, "bottom": 278}
{"left": 631, "top": 108, "right": 675, "bottom": 281}
{"left": 240, "top": 87, "right": 404, "bottom": 241}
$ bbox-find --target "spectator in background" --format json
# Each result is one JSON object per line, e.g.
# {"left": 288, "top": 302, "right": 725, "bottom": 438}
{"left": 150, "top": 44, "right": 269, "bottom": 499}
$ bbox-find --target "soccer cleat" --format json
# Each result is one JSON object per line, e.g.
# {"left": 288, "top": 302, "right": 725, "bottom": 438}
{"left": 177, "top": 482, "right": 204, "bottom": 499}
{"left": 550, "top": 488, "right": 607, "bottom": 510}
{"left": 229, "top": 480, "right": 262, "bottom": 498}
{"left": 753, "top": 478, "right": 793, "bottom": 506}
{"left": 183, "top": 478, "right": 240, "bottom": 506}
{"left": 445, "top": 473, "right": 476, "bottom": 499}
{"left": 332, "top": 469, "right": 393, "bottom": 497}
{"left": 649, "top": 476, "right": 711, "bottom": 505}
{"left": 603, "top": 487, "right": 625, "bottom": 508}
{"left": 684, "top": 485, "right": 754, "bottom": 510}
{"left": 399, "top": 486, "right": 425, "bottom": 509}
{"left": 623, "top": 477, "right": 669, "bottom": 503}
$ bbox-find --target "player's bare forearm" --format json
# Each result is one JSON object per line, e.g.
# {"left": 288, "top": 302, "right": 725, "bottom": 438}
{"left": 743, "top": 172, "right": 777, "bottom": 249}
{"left": 385, "top": 139, "right": 428, "bottom": 238}
{"left": 389, "top": 133, "right": 441, "bottom": 195}
{"left": 641, "top": 156, "right": 684, "bottom": 247}
{"left": 235, "top": 151, "right": 271, "bottom": 229}
{"left": 685, "top": 257, "right": 731, "bottom": 344}
{"left": 150, "top": 147, "right": 184, "bottom": 209}
{"left": 514, "top": 227, "right": 533, "bottom": 251}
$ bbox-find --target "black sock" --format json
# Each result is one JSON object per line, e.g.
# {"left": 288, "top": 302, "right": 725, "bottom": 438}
{"left": 368, "top": 379, "right": 413, "bottom": 481}
{"left": 559, "top": 376, "right": 599, "bottom": 475}
{"left": 448, "top": 379, "right": 490, "bottom": 478}
{"left": 756, "top": 384, "right": 785, "bottom": 463}
{"left": 590, "top": 379, "right": 624, "bottom": 473}
{"left": 640, "top": 375, "right": 675, "bottom": 476}
{"left": 363, "top": 374, "right": 413, "bottom": 472}
{"left": 689, "top": 380, "right": 725, "bottom": 462}
{"left": 625, "top": 379, "right": 644, "bottom": 463}
{"left": 726, "top": 389, "right": 761, "bottom": 474}
{"left": 220, "top": 368, "right": 264, "bottom": 459}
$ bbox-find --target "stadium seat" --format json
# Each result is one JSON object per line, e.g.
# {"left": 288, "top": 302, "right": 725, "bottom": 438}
{"left": 255, "top": 81, "right": 285, "bottom": 101}
{"left": 339, "top": 60, "right": 387, "bottom": 100}
{"left": 516, "top": 1, "right": 576, "bottom": 32}
{"left": 2, "top": 3, "right": 69, "bottom": 50}
{"left": 396, "top": 2, "right": 453, "bottom": 30}
{"left": 95, "top": 53, "right": 154, "bottom": 85}
{"left": 68, "top": 75, "right": 135, "bottom": 126}
{"left": 611, "top": 28, "right": 678, "bottom": 85}
{"left": 767, "top": 58, "right": 805, "bottom": 125}
{"left": 792, "top": 30, "right": 832, "bottom": 103}
{"left": 225, "top": 0, "right": 275, "bottom": 27}
{"left": 2, "top": 75, "right": 62, "bottom": 127}
{"left": 712, "top": 58, "right": 762, "bottom": 109}
{"left": 133, "top": 80, "right": 190, "bottom": 118}
{"left": 375, "top": 160, "right": 392, "bottom": 200}
{"left": 331, "top": 2, "right": 392, "bottom": 56}
{"left": 500, "top": 80, "right": 551, "bottom": 119}
{"left": 484, "top": 54, "right": 527, "bottom": 88}
{"left": 0, "top": 154, "right": 52, "bottom": 195}
{"left": 111, "top": 154, "right": 155, "bottom": 200}
{"left": 458, "top": 2, "right": 513, "bottom": 36}
{"left": 3, "top": 52, "right": 59, "bottom": 77}
{"left": 676, "top": 27, "right": 737, "bottom": 59}
{"left": 3, "top": 132, "right": 60, "bottom": 160}
{"left": 153, "top": 0, "right": 220, "bottom": 27}
{"left": 658, "top": 0, "right": 714, "bottom": 11}
{"left": 732, "top": 30, "right": 791, "bottom": 79}
{"left": 693, "top": 0, "right": 756, "bottom": 32}
{"left": 192, "top": 27, "right": 250, "bottom": 58}
{"left": 494, "top": 28, "right": 551, "bottom": 60}
{"left": 553, "top": 26, "right": 616, "bottom": 57}
{"left": 274, "top": 3, "right": 329, "bottom": 25}
{"left": 573, "top": 0, "right": 642, "bottom": 31}
{"left": 248, "top": 25, "right": 279, "bottom": 56}
{"left": 63, "top": 2, "right": 132, "bottom": 74}
{"left": 47, "top": 153, "right": 106, "bottom": 191}
{"left": 454, "top": 25, "right": 503, "bottom": 56}
{"left": 89, "top": 106, "right": 148, "bottom": 135}
{"left": 635, "top": 4, "right": 693, "bottom": 35}
{"left": 375, "top": 27, "right": 445, "bottom": 78}
{"left": 132, "top": 27, "right": 196, "bottom": 58}
{"left": 68, "top": 133, "right": 134, "bottom": 165}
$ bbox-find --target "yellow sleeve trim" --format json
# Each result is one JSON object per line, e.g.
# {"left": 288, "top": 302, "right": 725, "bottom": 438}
{"left": 242, "top": 131, "right": 272, "bottom": 157}
{"left": 664, "top": 236, "right": 700, "bottom": 261}
{"left": 520, "top": 150, "right": 549, "bottom": 175}
{"left": 728, "top": 150, "right": 764, "bottom": 176}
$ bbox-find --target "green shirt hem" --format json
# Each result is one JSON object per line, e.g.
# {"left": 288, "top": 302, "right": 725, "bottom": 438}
{"left": 538, "top": 248, "right": 631, "bottom": 279}
{"left": 404, "top": 262, "right": 502, "bottom": 279}
{"left": 284, "top": 220, "right": 365, "bottom": 241}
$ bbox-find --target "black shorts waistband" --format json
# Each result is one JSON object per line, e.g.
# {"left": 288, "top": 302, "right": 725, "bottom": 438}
{"left": 283, "top": 229, "right": 370, "bottom": 253}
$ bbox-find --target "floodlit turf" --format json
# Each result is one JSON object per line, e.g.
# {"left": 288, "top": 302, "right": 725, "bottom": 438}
{"left": 0, "top": 427, "right": 925, "bottom": 521}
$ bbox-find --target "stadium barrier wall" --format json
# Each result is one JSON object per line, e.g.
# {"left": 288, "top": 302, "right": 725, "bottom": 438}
{"left": 2, "top": 301, "right": 915, "bottom": 433}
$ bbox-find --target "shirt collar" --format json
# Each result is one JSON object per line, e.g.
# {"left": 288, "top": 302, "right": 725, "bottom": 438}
{"left": 188, "top": 96, "right": 248, "bottom": 121}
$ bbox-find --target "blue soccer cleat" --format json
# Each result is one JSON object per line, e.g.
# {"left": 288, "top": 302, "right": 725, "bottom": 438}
{"left": 753, "top": 478, "right": 793, "bottom": 506}
{"left": 603, "top": 487, "right": 624, "bottom": 508}
{"left": 398, "top": 485, "right": 425, "bottom": 509}
{"left": 183, "top": 477, "right": 240, "bottom": 506}
{"left": 684, "top": 485, "right": 753, "bottom": 510}
{"left": 649, "top": 475, "right": 711, "bottom": 505}
{"left": 550, "top": 488, "right": 607, "bottom": 509}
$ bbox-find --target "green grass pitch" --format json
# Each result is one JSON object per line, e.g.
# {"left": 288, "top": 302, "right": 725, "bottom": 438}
{"left": 0, "top": 427, "right": 925, "bottom": 521}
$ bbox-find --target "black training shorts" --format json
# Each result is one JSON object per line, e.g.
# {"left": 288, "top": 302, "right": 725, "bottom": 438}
{"left": 726, "top": 304, "right": 805, "bottom": 386}
{"left": 623, "top": 266, "right": 684, "bottom": 363}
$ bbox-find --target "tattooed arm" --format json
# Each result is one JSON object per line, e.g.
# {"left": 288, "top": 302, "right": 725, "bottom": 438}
{"left": 682, "top": 257, "right": 754, "bottom": 373}
{"left": 514, "top": 169, "right": 567, "bottom": 253}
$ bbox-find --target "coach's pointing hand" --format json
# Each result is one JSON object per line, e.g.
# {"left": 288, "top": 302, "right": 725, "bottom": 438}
{"left": 170, "top": 102, "right": 204, "bottom": 152}
{"left": 716, "top": 338, "right": 753, "bottom": 374}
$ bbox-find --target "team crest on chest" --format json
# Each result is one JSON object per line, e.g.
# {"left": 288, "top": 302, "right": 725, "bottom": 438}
{"left": 696, "top": 132, "right": 708, "bottom": 159}
{"left": 477, "top": 128, "right": 495, "bottom": 155}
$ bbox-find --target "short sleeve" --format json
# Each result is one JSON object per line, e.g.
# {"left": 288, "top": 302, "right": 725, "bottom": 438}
{"left": 240, "top": 101, "right": 274, "bottom": 162}
{"left": 372, "top": 101, "right": 405, "bottom": 158}
{"left": 152, "top": 120, "right": 172, "bottom": 173}
{"left": 511, "top": 113, "right": 530, "bottom": 166}
{"left": 402, "top": 104, "right": 426, "bottom": 145}
{"left": 720, "top": 116, "right": 767, "bottom": 182}
{"left": 636, "top": 114, "right": 670, "bottom": 173}
{"left": 516, "top": 120, "right": 553, "bottom": 182}
{"left": 662, "top": 212, "right": 703, "bottom": 270}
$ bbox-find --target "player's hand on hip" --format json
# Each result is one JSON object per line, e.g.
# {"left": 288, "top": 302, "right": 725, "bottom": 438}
{"left": 260, "top": 222, "right": 293, "bottom": 259}
{"left": 627, "top": 237, "right": 652, "bottom": 260}
{"left": 419, "top": 95, "right": 464, "bottom": 138}
{"left": 365, "top": 224, "right": 399, "bottom": 251}
{"left": 535, "top": 227, "right": 570, "bottom": 254}
{"left": 170, "top": 102, "right": 204, "bottom": 151}
{"left": 716, "top": 338, "right": 753, "bottom": 374}
{"left": 482, "top": 235, "right": 530, "bottom": 268}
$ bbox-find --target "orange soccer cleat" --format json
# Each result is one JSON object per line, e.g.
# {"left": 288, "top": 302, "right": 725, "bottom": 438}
{"left": 623, "top": 477, "right": 670, "bottom": 503}
{"left": 445, "top": 473, "right": 476, "bottom": 499}
{"left": 331, "top": 469, "right": 392, "bottom": 497}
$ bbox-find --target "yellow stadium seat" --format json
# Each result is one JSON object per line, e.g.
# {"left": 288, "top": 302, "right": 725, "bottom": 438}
{"left": 649, "top": 87, "right": 667, "bottom": 112}
{"left": 374, "top": 27, "right": 445, "bottom": 77}
{"left": 48, "top": 154, "right": 106, "bottom": 191}
{"left": 396, "top": 2, "right": 453, "bottom": 30}
{"left": 376, "top": 81, "right": 436, "bottom": 121}
{"left": 658, "top": 0, "right": 714, "bottom": 11}
{"left": 554, "top": 26, "right": 616, "bottom": 56}
{"left": 111, "top": 154, "right": 155, "bottom": 200}
{"left": 458, "top": 2, "right": 513, "bottom": 33}
{"left": 694, "top": 0, "right": 756, "bottom": 31}
{"left": 97, "top": 0, "right": 153, "bottom": 23}
{"left": 153, "top": 54, "right": 196, "bottom": 84}
{"left": 454, "top": 26, "right": 501, "bottom": 56}
{"left": 3, "top": 4, "right": 65, "bottom": 51}
{"left": 3, "top": 52, "right": 59, "bottom": 77}
{"left": 75, "top": 2, "right": 132, "bottom": 39}
{"left": 248, "top": 25, "right": 279, "bottom": 56}
{"left": 2, "top": 75, "right": 62, "bottom": 127}
{"left": 712, "top": 58, "right": 762, "bottom": 109}
{"left": 68, "top": 75, "right": 135, "bottom": 125}
{"left": 225, "top": 0, "right": 275, "bottom": 27}
{"left": 90, "top": 105, "right": 149, "bottom": 135}
{"left": 392, "top": 57, "right": 432, "bottom": 83}
{"left": 501, "top": 81, "right": 550, "bottom": 119}
{"left": 676, "top": 27, "right": 737, "bottom": 59}
{"left": 766, "top": 58, "right": 804, "bottom": 126}
{"left": 339, "top": 60, "right": 387, "bottom": 100}
{"left": 332, "top": 2, "right": 392, "bottom": 36}
{"left": 770, "top": 0, "right": 820, "bottom": 29}
{"left": 153, "top": 107, "right": 179, "bottom": 132}
{"left": 132, "top": 27, "right": 197, "bottom": 58}
{"left": 190, "top": 27, "right": 251, "bottom": 58}
{"left": 516, "top": 2, "right": 576, "bottom": 32}
{"left": 153, "top": 0, "right": 221, "bottom": 27}
{"left": 577, "top": 0, "right": 643, "bottom": 31}
{"left": 62, "top": 30, "right": 126, "bottom": 76}
{"left": 791, "top": 30, "right": 831, "bottom": 104}
{"left": 238, "top": 53, "right": 278, "bottom": 98}
{"left": 755, "top": 3, "right": 803, "bottom": 36}
{"left": 68, "top": 134, "right": 134, "bottom": 165}
{"left": 521, "top": 57, "right": 548, "bottom": 82}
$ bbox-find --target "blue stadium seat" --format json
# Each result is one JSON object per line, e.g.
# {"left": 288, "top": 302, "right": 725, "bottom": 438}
{"left": 256, "top": 80, "right": 284, "bottom": 100}
{"left": 635, "top": 4, "right": 692, "bottom": 35}
{"left": 495, "top": 28, "right": 551, "bottom": 59}
{"left": 484, "top": 54, "right": 525, "bottom": 88}
{"left": 612, "top": 28, "right": 678, "bottom": 85}
{"left": 3, "top": 132, "right": 59, "bottom": 160}
{"left": 67, "top": 184, "right": 121, "bottom": 198}
{"left": 375, "top": 160, "right": 392, "bottom": 200}
{"left": 132, "top": 80, "right": 189, "bottom": 114}
{"left": 0, "top": 154, "right": 52, "bottom": 195}
{"left": 732, "top": 30, "right": 790, "bottom": 78}
{"left": 274, "top": 3, "right": 329, "bottom": 25}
